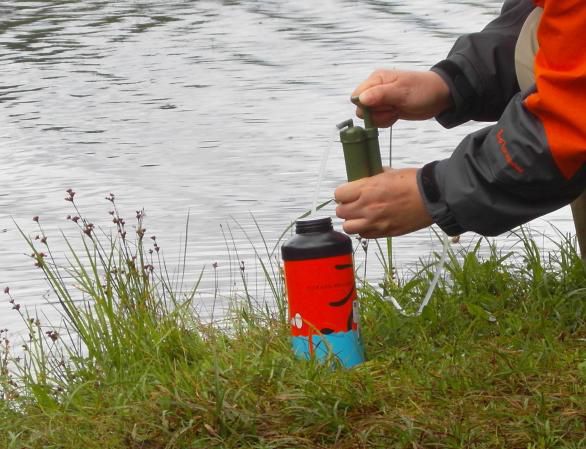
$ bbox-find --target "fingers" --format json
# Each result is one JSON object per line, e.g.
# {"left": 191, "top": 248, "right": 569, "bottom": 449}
{"left": 340, "top": 215, "right": 386, "bottom": 238}
{"left": 335, "top": 180, "right": 376, "bottom": 237}
{"left": 351, "top": 71, "right": 385, "bottom": 99}
{"left": 335, "top": 180, "right": 368, "bottom": 236}
{"left": 334, "top": 168, "right": 432, "bottom": 239}
{"left": 334, "top": 178, "right": 366, "bottom": 204}
{"left": 352, "top": 70, "right": 403, "bottom": 127}
{"left": 341, "top": 218, "right": 370, "bottom": 236}
{"left": 351, "top": 69, "right": 398, "bottom": 99}
{"left": 335, "top": 200, "right": 359, "bottom": 221}
{"left": 358, "top": 83, "right": 405, "bottom": 109}
{"left": 356, "top": 108, "right": 399, "bottom": 128}
{"left": 352, "top": 70, "right": 402, "bottom": 107}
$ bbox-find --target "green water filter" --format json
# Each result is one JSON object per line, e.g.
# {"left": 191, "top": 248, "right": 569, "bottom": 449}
{"left": 362, "top": 112, "right": 383, "bottom": 176}
{"left": 337, "top": 119, "right": 371, "bottom": 182}
{"left": 338, "top": 98, "right": 383, "bottom": 182}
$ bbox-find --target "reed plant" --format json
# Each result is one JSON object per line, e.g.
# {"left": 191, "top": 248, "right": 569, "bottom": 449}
{"left": 0, "top": 192, "right": 584, "bottom": 449}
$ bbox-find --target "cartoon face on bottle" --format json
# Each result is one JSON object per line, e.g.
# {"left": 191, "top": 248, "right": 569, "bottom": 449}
{"left": 290, "top": 313, "right": 303, "bottom": 329}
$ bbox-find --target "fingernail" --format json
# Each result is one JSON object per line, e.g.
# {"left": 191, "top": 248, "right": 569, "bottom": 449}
{"left": 358, "top": 92, "right": 370, "bottom": 105}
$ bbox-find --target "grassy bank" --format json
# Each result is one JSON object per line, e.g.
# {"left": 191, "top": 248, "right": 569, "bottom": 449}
{"left": 1, "top": 196, "right": 585, "bottom": 448}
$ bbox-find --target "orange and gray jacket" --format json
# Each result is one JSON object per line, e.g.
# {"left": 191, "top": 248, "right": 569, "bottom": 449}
{"left": 418, "top": 0, "right": 586, "bottom": 236}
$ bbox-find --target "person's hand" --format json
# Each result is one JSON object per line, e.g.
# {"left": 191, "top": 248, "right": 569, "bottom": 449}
{"left": 334, "top": 168, "right": 433, "bottom": 238}
{"left": 352, "top": 69, "right": 452, "bottom": 127}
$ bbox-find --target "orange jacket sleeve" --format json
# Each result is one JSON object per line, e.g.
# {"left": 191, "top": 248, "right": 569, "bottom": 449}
{"left": 524, "top": 0, "right": 586, "bottom": 180}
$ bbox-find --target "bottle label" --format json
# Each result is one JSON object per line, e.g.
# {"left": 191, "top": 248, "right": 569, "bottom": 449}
{"left": 284, "top": 253, "right": 364, "bottom": 367}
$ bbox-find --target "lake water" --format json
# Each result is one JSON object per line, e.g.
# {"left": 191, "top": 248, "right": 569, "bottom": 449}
{"left": 0, "top": 0, "right": 576, "bottom": 334}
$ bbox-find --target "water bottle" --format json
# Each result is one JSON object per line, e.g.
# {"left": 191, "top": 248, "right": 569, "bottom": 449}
{"left": 281, "top": 216, "right": 364, "bottom": 368}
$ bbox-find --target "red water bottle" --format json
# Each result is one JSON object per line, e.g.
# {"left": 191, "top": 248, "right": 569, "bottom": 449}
{"left": 281, "top": 216, "right": 364, "bottom": 367}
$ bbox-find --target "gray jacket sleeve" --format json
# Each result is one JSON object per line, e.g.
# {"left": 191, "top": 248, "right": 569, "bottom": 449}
{"left": 430, "top": 0, "right": 535, "bottom": 128}
{"left": 417, "top": 90, "right": 586, "bottom": 236}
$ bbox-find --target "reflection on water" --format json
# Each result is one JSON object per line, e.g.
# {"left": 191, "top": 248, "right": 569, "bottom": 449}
{"left": 0, "top": 0, "right": 575, "bottom": 332}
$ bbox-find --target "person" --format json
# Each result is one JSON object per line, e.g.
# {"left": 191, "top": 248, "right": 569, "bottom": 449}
{"left": 334, "top": 0, "right": 586, "bottom": 240}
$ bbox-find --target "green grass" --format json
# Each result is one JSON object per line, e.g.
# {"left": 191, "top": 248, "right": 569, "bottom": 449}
{"left": 0, "top": 195, "right": 585, "bottom": 449}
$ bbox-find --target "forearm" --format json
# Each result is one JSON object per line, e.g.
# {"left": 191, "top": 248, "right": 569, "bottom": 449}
{"left": 418, "top": 93, "right": 586, "bottom": 237}
{"left": 431, "top": 0, "right": 535, "bottom": 128}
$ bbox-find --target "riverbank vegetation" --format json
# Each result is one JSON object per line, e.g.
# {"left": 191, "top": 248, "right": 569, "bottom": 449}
{"left": 1, "top": 194, "right": 585, "bottom": 448}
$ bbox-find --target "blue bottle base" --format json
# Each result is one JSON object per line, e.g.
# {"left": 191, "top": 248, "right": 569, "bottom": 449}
{"left": 291, "top": 330, "right": 364, "bottom": 368}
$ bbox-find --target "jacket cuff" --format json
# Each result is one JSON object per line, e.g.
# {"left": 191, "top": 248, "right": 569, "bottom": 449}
{"left": 417, "top": 160, "right": 464, "bottom": 236}
{"left": 430, "top": 59, "right": 477, "bottom": 129}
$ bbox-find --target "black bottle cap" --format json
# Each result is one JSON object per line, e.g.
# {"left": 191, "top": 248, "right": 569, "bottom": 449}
{"left": 295, "top": 216, "right": 333, "bottom": 234}
{"left": 282, "top": 216, "right": 351, "bottom": 261}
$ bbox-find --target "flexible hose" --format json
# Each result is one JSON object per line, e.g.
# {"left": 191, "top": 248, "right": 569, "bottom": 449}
{"left": 383, "top": 126, "right": 449, "bottom": 315}
{"left": 384, "top": 231, "right": 450, "bottom": 316}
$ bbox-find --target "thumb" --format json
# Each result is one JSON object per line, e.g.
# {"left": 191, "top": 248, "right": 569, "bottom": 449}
{"left": 359, "top": 83, "right": 404, "bottom": 109}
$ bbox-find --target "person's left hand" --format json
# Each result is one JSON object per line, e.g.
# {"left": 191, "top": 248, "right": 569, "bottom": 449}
{"left": 334, "top": 168, "right": 433, "bottom": 238}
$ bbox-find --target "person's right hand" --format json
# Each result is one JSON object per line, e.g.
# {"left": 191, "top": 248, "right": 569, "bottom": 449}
{"left": 352, "top": 69, "right": 453, "bottom": 128}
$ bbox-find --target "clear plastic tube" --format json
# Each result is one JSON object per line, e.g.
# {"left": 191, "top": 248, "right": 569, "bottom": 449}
{"left": 384, "top": 232, "right": 450, "bottom": 316}
{"left": 310, "top": 128, "right": 338, "bottom": 216}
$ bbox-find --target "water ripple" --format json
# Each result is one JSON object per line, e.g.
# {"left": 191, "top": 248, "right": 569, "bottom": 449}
{"left": 0, "top": 0, "right": 573, "bottom": 333}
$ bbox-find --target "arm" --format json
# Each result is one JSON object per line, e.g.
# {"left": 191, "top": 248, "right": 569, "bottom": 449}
{"left": 432, "top": 0, "right": 535, "bottom": 127}
{"left": 421, "top": 0, "right": 586, "bottom": 236}
{"left": 337, "top": 0, "right": 586, "bottom": 238}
